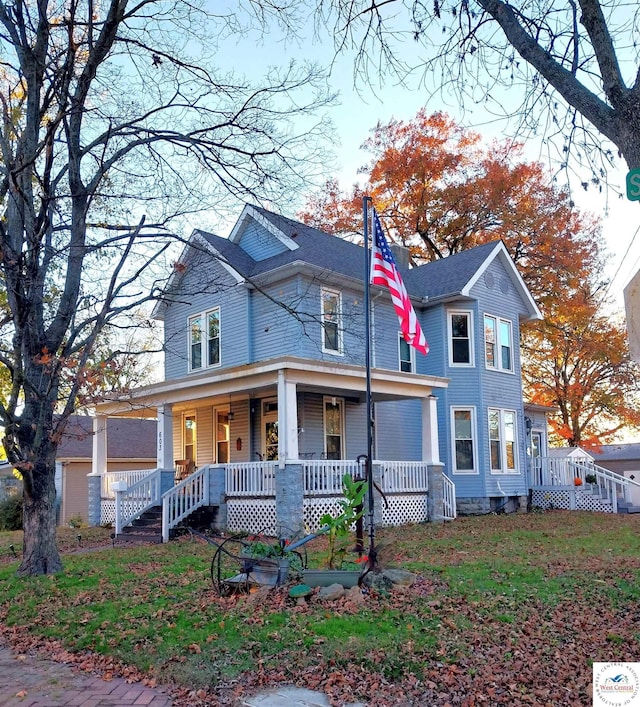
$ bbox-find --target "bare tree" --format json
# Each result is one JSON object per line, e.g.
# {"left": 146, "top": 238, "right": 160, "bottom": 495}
{"left": 0, "top": 0, "right": 334, "bottom": 575}
{"left": 318, "top": 0, "right": 640, "bottom": 181}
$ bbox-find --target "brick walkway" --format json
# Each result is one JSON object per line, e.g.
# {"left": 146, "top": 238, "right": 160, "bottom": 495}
{"left": 0, "top": 644, "right": 173, "bottom": 706}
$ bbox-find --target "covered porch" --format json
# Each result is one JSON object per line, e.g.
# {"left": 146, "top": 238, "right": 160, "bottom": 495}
{"left": 89, "top": 356, "right": 452, "bottom": 539}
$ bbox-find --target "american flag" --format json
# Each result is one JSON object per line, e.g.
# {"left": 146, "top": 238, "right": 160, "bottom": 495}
{"left": 370, "top": 208, "right": 429, "bottom": 355}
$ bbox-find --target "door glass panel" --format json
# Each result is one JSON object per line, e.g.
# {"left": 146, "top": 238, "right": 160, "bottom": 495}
{"left": 216, "top": 411, "right": 229, "bottom": 463}
{"left": 265, "top": 421, "right": 278, "bottom": 460}
{"left": 184, "top": 414, "right": 196, "bottom": 468}
{"left": 324, "top": 399, "right": 343, "bottom": 459}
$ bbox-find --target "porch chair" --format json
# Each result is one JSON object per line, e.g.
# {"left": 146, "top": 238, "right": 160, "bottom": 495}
{"left": 174, "top": 459, "right": 191, "bottom": 483}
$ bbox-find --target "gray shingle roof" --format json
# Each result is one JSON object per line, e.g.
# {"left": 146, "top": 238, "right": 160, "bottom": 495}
{"left": 197, "top": 205, "right": 505, "bottom": 303}
{"left": 592, "top": 444, "right": 640, "bottom": 462}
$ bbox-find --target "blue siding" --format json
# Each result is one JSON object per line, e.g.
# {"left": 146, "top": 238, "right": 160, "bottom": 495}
{"left": 237, "top": 219, "right": 291, "bottom": 261}
{"left": 375, "top": 400, "right": 422, "bottom": 460}
{"left": 162, "top": 251, "right": 250, "bottom": 380}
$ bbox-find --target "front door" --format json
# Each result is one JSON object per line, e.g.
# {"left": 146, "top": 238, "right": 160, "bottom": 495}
{"left": 263, "top": 399, "right": 278, "bottom": 461}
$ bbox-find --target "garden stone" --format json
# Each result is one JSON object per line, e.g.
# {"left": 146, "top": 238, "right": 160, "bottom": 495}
{"left": 289, "top": 584, "right": 313, "bottom": 600}
{"left": 318, "top": 583, "right": 345, "bottom": 601}
{"left": 383, "top": 568, "right": 416, "bottom": 587}
{"left": 345, "top": 585, "right": 366, "bottom": 604}
{"left": 362, "top": 571, "right": 394, "bottom": 592}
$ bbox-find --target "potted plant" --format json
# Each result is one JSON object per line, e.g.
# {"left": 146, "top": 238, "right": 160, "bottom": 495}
{"left": 302, "top": 473, "right": 368, "bottom": 588}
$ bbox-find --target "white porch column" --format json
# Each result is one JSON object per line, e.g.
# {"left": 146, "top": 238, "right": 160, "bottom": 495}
{"left": 92, "top": 415, "right": 108, "bottom": 475}
{"left": 277, "top": 369, "right": 299, "bottom": 466}
{"left": 157, "top": 404, "right": 174, "bottom": 471}
{"left": 421, "top": 395, "right": 441, "bottom": 464}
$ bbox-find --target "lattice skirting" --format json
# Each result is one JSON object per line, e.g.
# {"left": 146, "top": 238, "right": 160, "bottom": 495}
{"left": 303, "top": 493, "right": 428, "bottom": 532}
{"left": 227, "top": 499, "right": 278, "bottom": 534}
{"left": 101, "top": 501, "right": 115, "bottom": 526}
{"left": 380, "top": 494, "right": 428, "bottom": 526}
{"left": 531, "top": 489, "right": 613, "bottom": 513}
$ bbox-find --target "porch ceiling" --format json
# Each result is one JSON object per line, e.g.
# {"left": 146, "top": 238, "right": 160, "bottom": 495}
{"left": 94, "top": 356, "right": 449, "bottom": 416}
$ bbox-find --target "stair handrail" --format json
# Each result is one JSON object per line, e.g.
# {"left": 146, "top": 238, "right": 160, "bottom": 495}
{"left": 570, "top": 459, "right": 640, "bottom": 511}
{"left": 114, "top": 469, "right": 162, "bottom": 535}
{"left": 161, "top": 465, "right": 210, "bottom": 542}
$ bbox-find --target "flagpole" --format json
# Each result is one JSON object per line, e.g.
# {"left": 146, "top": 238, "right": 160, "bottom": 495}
{"left": 362, "top": 196, "right": 375, "bottom": 569}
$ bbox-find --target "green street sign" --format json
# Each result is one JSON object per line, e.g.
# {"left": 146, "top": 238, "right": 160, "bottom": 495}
{"left": 626, "top": 169, "right": 640, "bottom": 201}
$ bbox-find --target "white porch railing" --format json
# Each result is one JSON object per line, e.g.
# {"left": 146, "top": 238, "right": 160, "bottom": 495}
{"left": 303, "top": 460, "right": 364, "bottom": 495}
{"left": 114, "top": 469, "right": 161, "bottom": 535}
{"left": 443, "top": 474, "right": 457, "bottom": 520}
{"left": 162, "top": 465, "right": 210, "bottom": 542}
{"left": 225, "top": 461, "right": 277, "bottom": 496}
{"left": 380, "top": 461, "right": 428, "bottom": 493}
{"left": 101, "top": 469, "right": 156, "bottom": 499}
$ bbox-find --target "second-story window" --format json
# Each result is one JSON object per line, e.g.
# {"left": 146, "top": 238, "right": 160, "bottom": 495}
{"left": 448, "top": 311, "right": 473, "bottom": 366}
{"left": 399, "top": 334, "right": 414, "bottom": 373}
{"left": 484, "top": 315, "right": 513, "bottom": 372}
{"left": 188, "top": 307, "right": 220, "bottom": 371}
{"left": 321, "top": 288, "right": 342, "bottom": 354}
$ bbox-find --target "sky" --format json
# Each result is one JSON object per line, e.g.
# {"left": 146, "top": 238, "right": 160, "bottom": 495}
{"left": 209, "top": 5, "right": 640, "bottom": 314}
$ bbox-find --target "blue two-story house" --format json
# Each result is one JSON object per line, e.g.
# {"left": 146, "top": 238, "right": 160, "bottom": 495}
{"left": 89, "top": 204, "right": 541, "bottom": 540}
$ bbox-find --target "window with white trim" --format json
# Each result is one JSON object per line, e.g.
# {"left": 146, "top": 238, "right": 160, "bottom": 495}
{"left": 484, "top": 315, "right": 513, "bottom": 372}
{"left": 398, "top": 334, "right": 414, "bottom": 373}
{"left": 451, "top": 407, "right": 477, "bottom": 474}
{"left": 188, "top": 308, "right": 220, "bottom": 371}
{"left": 321, "top": 288, "right": 342, "bottom": 353}
{"left": 448, "top": 311, "right": 474, "bottom": 366}
{"left": 488, "top": 408, "right": 518, "bottom": 473}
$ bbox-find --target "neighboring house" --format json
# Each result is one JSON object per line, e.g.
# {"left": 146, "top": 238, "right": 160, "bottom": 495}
{"left": 90, "top": 204, "right": 543, "bottom": 538}
{"left": 592, "top": 444, "right": 640, "bottom": 507}
{"left": 56, "top": 416, "right": 156, "bottom": 526}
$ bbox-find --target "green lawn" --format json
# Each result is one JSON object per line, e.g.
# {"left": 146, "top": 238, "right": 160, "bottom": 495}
{"left": 1, "top": 511, "right": 639, "bottom": 705}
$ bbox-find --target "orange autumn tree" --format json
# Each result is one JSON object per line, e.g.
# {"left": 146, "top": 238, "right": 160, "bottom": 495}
{"left": 300, "top": 109, "right": 640, "bottom": 446}
{"left": 299, "top": 110, "right": 601, "bottom": 310}
{"left": 522, "top": 288, "right": 640, "bottom": 448}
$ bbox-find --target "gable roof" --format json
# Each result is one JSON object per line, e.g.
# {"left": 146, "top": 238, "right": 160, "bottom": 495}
{"left": 156, "top": 204, "right": 541, "bottom": 320}
{"left": 57, "top": 416, "right": 156, "bottom": 460}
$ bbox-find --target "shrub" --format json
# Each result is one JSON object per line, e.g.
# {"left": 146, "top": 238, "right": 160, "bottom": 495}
{"left": 0, "top": 495, "right": 23, "bottom": 531}
{"left": 67, "top": 514, "right": 85, "bottom": 529}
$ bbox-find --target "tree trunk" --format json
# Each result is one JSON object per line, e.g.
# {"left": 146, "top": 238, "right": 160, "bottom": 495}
{"left": 18, "top": 455, "right": 62, "bottom": 576}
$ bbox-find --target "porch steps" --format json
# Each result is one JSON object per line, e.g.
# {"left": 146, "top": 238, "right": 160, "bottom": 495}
{"left": 617, "top": 500, "right": 640, "bottom": 514}
{"left": 116, "top": 506, "right": 163, "bottom": 544}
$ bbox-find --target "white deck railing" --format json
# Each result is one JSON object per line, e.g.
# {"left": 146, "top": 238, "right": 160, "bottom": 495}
{"left": 530, "top": 457, "right": 640, "bottom": 513}
{"left": 443, "top": 474, "right": 457, "bottom": 520}
{"left": 225, "top": 461, "right": 277, "bottom": 496}
{"left": 101, "top": 469, "right": 156, "bottom": 499}
{"left": 114, "top": 469, "right": 161, "bottom": 534}
{"left": 303, "top": 460, "right": 364, "bottom": 495}
{"left": 162, "top": 465, "right": 210, "bottom": 542}
{"left": 380, "top": 461, "right": 429, "bottom": 493}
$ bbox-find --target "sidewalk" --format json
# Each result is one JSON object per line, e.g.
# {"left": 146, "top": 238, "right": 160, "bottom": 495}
{"left": 0, "top": 643, "right": 367, "bottom": 707}
{"left": 0, "top": 644, "right": 173, "bottom": 706}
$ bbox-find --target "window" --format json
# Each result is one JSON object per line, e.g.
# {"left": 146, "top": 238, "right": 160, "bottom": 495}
{"left": 321, "top": 288, "right": 342, "bottom": 353}
{"left": 448, "top": 311, "right": 473, "bottom": 366}
{"left": 188, "top": 308, "right": 220, "bottom": 371}
{"left": 399, "top": 334, "right": 414, "bottom": 373}
{"left": 484, "top": 315, "right": 513, "bottom": 372}
{"left": 451, "top": 407, "right": 477, "bottom": 474}
{"left": 488, "top": 408, "right": 518, "bottom": 473}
